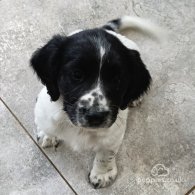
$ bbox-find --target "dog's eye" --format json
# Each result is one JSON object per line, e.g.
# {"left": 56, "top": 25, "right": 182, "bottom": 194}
{"left": 71, "top": 70, "right": 84, "bottom": 81}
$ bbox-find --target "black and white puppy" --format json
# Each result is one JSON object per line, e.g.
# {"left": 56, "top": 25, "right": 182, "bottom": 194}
{"left": 31, "top": 16, "right": 161, "bottom": 188}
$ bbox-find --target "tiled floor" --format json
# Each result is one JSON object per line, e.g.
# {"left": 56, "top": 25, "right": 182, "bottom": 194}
{"left": 0, "top": 0, "right": 195, "bottom": 194}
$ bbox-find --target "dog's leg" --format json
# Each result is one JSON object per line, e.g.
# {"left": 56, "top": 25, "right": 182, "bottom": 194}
{"left": 88, "top": 109, "right": 128, "bottom": 188}
{"left": 89, "top": 150, "right": 118, "bottom": 188}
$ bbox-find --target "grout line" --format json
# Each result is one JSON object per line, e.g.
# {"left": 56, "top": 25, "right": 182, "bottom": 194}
{"left": 185, "top": 185, "right": 195, "bottom": 195}
{"left": 0, "top": 97, "right": 79, "bottom": 195}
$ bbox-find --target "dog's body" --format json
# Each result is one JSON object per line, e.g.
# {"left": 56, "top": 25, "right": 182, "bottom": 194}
{"left": 31, "top": 16, "right": 162, "bottom": 188}
{"left": 35, "top": 86, "right": 128, "bottom": 152}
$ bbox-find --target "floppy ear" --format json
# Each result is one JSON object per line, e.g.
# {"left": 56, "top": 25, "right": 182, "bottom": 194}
{"left": 30, "top": 35, "right": 65, "bottom": 101}
{"left": 120, "top": 50, "right": 152, "bottom": 110}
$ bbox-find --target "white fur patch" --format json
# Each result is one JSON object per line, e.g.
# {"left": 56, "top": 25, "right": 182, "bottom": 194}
{"left": 106, "top": 30, "right": 140, "bottom": 52}
{"left": 79, "top": 84, "right": 108, "bottom": 111}
{"left": 100, "top": 46, "right": 105, "bottom": 62}
{"left": 99, "top": 46, "right": 106, "bottom": 77}
{"left": 68, "top": 29, "right": 83, "bottom": 36}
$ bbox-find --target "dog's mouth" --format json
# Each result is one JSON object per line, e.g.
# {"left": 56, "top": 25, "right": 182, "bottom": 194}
{"left": 65, "top": 107, "right": 115, "bottom": 129}
{"left": 77, "top": 108, "right": 111, "bottom": 128}
{"left": 77, "top": 117, "right": 113, "bottom": 129}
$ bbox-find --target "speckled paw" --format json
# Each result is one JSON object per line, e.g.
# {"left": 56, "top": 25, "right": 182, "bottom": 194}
{"left": 88, "top": 166, "right": 117, "bottom": 189}
{"left": 36, "top": 131, "right": 59, "bottom": 149}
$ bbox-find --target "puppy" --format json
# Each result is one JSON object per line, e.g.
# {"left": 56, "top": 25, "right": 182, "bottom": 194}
{"left": 30, "top": 16, "right": 161, "bottom": 188}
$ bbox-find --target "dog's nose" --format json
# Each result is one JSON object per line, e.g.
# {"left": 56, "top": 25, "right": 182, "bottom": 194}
{"left": 85, "top": 110, "right": 109, "bottom": 127}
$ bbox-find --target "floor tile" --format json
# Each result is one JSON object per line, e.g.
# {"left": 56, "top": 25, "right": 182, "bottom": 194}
{"left": 0, "top": 101, "right": 75, "bottom": 195}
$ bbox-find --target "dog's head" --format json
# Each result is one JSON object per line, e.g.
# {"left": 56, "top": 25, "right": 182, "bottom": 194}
{"left": 31, "top": 29, "right": 151, "bottom": 128}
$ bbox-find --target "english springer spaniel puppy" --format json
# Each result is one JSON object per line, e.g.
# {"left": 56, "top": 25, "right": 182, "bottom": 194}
{"left": 30, "top": 16, "right": 163, "bottom": 188}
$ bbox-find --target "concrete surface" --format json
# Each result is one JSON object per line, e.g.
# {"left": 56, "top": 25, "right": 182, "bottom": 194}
{"left": 0, "top": 0, "right": 195, "bottom": 194}
{"left": 0, "top": 101, "right": 74, "bottom": 195}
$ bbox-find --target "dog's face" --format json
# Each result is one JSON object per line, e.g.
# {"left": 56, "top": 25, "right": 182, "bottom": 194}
{"left": 31, "top": 29, "right": 151, "bottom": 128}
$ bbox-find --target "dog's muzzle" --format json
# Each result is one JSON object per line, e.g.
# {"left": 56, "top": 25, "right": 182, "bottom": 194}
{"left": 77, "top": 106, "right": 110, "bottom": 128}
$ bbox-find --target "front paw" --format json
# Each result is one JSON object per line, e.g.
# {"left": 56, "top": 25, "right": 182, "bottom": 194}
{"left": 88, "top": 165, "right": 117, "bottom": 188}
{"left": 36, "top": 131, "right": 59, "bottom": 149}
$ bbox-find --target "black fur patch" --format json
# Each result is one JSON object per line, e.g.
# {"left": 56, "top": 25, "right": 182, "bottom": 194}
{"left": 102, "top": 18, "right": 121, "bottom": 31}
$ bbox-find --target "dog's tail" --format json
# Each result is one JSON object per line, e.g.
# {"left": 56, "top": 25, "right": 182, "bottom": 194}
{"left": 102, "top": 16, "right": 166, "bottom": 41}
